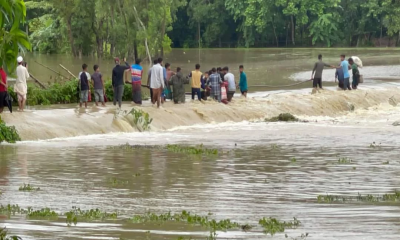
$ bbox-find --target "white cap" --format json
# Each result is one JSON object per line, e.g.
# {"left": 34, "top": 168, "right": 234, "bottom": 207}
{"left": 17, "top": 56, "right": 23, "bottom": 63}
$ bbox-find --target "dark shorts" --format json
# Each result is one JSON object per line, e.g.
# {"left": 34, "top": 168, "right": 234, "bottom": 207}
{"left": 0, "top": 91, "right": 6, "bottom": 108}
{"left": 227, "top": 91, "right": 235, "bottom": 101}
{"left": 313, "top": 78, "right": 322, "bottom": 88}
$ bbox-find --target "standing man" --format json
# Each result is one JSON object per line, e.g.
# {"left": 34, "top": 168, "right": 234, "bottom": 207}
{"left": 311, "top": 54, "right": 331, "bottom": 90}
{"left": 0, "top": 66, "right": 7, "bottom": 113}
{"left": 223, "top": 66, "right": 236, "bottom": 102}
{"left": 147, "top": 59, "right": 158, "bottom": 102}
{"left": 130, "top": 58, "right": 143, "bottom": 105}
{"left": 168, "top": 67, "right": 189, "bottom": 104}
{"left": 91, "top": 64, "right": 105, "bottom": 106}
{"left": 335, "top": 54, "right": 351, "bottom": 90}
{"left": 238, "top": 65, "right": 248, "bottom": 97}
{"left": 349, "top": 58, "right": 360, "bottom": 90}
{"left": 79, "top": 64, "right": 91, "bottom": 108}
{"left": 188, "top": 64, "right": 202, "bottom": 101}
{"left": 15, "top": 56, "right": 29, "bottom": 112}
{"left": 112, "top": 57, "right": 130, "bottom": 108}
{"left": 150, "top": 57, "right": 165, "bottom": 108}
{"left": 335, "top": 64, "right": 345, "bottom": 90}
{"left": 207, "top": 68, "right": 222, "bottom": 102}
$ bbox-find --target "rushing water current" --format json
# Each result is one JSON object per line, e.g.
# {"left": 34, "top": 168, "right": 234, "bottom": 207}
{"left": 2, "top": 49, "right": 400, "bottom": 239}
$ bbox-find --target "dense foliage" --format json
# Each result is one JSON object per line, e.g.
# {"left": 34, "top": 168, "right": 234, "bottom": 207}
{"left": 1, "top": 0, "right": 31, "bottom": 73}
{"left": 25, "top": 0, "right": 400, "bottom": 57}
{"left": 0, "top": 116, "right": 21, "bottom": 143}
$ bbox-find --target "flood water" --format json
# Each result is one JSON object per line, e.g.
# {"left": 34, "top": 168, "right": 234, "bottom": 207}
{"left": 2, "top": 49, "right": 400, "bottom": 239}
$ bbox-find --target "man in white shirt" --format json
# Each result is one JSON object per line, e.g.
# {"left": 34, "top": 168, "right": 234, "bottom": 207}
{"left": 223, "top": 66, "right": 236, "bottom": 102}
{"left": 15, "top": 56, "right": 29, "bottom": 111}
{"left": 150, "top": 58, "right": 165, "bottom": 108}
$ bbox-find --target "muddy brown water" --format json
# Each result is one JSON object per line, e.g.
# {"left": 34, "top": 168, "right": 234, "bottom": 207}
{"left": 23, "top": 48, "right": 400, "bottom": 90}
{"left": 1, "top": 49, "right": 400, "bottom": 239}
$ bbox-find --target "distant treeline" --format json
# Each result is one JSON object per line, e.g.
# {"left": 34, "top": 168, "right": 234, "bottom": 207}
{"left": 26, "top": 0, "right": 400, "bottom": 58}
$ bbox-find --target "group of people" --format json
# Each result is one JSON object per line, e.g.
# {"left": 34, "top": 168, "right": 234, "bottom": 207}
{"left": 78, "top": 57, "right": 249, "bottom": 109}
{"left": 311, "top": 54, "right": 361, "bottom": 91}
{"left": 146, "top": 58, "right": 249, "bottom": 108}
{"left": 0, "top": 56, "right": 30, "bottom": 113}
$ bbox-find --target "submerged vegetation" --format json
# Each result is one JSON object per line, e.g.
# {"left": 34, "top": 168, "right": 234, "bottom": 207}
{"left": 27, "top": 208, "right": 58, "bottom": 219}
{"left": 0, "top": 228, "right": 22, "bottom": 240}
{"left": 317, "top": 191, "right": 400, "bottom": 203}
{"left": 19, "top": 184, "right": 40, "bottom": 191}
{"left": 126, "top": 108, "right": 153, "bottom": 132}
{"left": 258, "top": 217, "right": 301, "bottom": 236}
{"left": 265, "top": 113, "right": 301, "bottom": 122}
{"left": 0, "top": 116, "right": 21, "bottom": 144}
{"left": 166, "top": 144, "right": 218, "bottom": 155}
{"left": 337, "top": 157, "right": 353, "bottom": 164}
{"left": 65, "top": 207, "right": 118, "bottom": 226}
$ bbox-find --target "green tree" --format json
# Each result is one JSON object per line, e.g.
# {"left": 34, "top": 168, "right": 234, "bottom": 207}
{"left": 0, "top": 0, "right": 31, "bottom": 72}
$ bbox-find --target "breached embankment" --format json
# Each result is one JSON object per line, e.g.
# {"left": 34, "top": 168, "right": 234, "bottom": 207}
{"left": 2, "top": 87, "right": 400, "bottom": 141}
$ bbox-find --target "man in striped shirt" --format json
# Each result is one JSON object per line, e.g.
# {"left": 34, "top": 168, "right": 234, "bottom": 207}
{"left": 207, "top": 68, "right": 222, "bottom": 102}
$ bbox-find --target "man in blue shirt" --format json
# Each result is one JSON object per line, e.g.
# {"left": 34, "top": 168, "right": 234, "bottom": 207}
{"left": 336, "top": 54, "right": 351, "bottom": 90}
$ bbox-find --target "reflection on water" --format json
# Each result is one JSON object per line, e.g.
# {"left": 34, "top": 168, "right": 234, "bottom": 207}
{"left": 1, "top": 121, "right": 400, "bottom": 239}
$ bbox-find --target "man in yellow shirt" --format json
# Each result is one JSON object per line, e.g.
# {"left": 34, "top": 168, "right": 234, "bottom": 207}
{"left": 188, "top": 64, "right": 202, "bottom": 101}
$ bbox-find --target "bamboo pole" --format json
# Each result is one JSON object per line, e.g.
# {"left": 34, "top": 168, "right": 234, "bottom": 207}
{"left": 34, "top": 60, "right": 69, "bottom": 79}
{"left": 59, "top": 64, "right": 77, "bottom": 79}
{"left": 29, "top": 73, "right": 47, "bottom": 89}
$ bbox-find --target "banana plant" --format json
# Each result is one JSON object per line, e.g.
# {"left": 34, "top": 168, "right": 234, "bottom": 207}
{"left": 0, "top": 0, "right": 31, "bottom": 74}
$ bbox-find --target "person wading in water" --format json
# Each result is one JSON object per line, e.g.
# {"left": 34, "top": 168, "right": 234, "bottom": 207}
{"left": 207, "top": 68, "right": 222, "bottom": 102}
{"left": 348, "top": 58, "right": 360, "bottom": 90}
{"left": 335, "top": 54, "right": 351, "bottom": 90}
{"left": 79, "top": 64, "right": 90, "bottom": 108}
{"left": 112, "top": 57, "right": 130, "bottom": 108}
{"left": 311, "top": 54, "right": 331, "bottom": 90}
{"left": 147, "top": 59, "right": 158, "bottom": 102}
{"left": 130, "top": 58, "right": 143, "bottom": 105}
{"left": 91, "top": 64, "right": 105, "bottom": 106}
{"left": 168, "top": 67, "right": 189, "bottom": 104}
{"left": 150, "top": 58, "right": 165, "bottom": 108}
{"left": 15, "top": 56, "right": 29, "bottom": 111}
{"left": 188, "top": 64, "right": 203, "bottom": 101}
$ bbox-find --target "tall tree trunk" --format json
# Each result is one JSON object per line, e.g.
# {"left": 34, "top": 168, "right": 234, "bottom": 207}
{"left": 272, "top": 17, "right": 278, "bottom": 47}
{"left": 286, "top": 21, "right": 289, "bottom": 47}
{"left": 67, "top": 16, "right": 76, "bottom": 57}
{"left": 160, "top": 9, "right": 167, "bottom": 57}
{"left": 134, "top": 39, "right": 138, "bottom": 60}
{"left": 291, "top": 15, "right": 295, "bottom": 46}
{"left": 380, "top": 17, "right": 383, "bottom": 47}
{"left": 110, "top": 4, "right": 116, "bottom": 57}
{"left": 198, "top": 22, "right": 201, "bottom": 48}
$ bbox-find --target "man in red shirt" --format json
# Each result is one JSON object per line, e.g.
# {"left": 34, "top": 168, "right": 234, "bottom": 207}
{"left": 0, "top": 67, "right": 7, "bottom": 113}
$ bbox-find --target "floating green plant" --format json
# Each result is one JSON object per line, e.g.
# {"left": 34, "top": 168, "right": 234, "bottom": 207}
{"left": 0, "top": 227, "right": 22, "bottom": 240}
{"left": 337, "top": 157, "right": 353, "bottom": 164}
{"left": 258, "top": 217, "right": 300, "bottom": 236}
{"left": 65, "top": 207, "right": 118, "bottom": 226}
{"left": 166, "top": 144, "right": 218, "bottom": 155}
{"left": 382, "top": 161, "right": 389, "bottom": 165}
{"left": 0, "top": 204, "right": 26, "bottom": 216}
{"left": 317, "top": 191, "right": 400, "bottom": 203}
{"left": 131, "top": 210, "right": 242, "bottom": 232}
{"left": 18, "top": 184, "right": 40, "bottom": 191}
{"left": 290, "top": 157, "right": 297, "bottom": 163}
{"left": 126, "top": 108, "right": 153, "bottom": 131}
{"left": 27, "top": 208, "right": 58, "bottom": 219}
